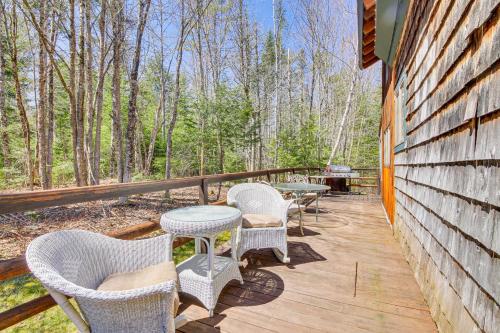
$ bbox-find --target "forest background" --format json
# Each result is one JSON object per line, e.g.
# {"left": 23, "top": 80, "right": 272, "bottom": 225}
{"left": 0, "top": 0, "right": 381, "bottom": 191}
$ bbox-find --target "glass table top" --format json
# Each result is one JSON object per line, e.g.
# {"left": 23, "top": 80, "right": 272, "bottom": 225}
{"left": 162, "top": 205, "right": 241, "bottom": 222}
{"left": 273, "top": 183, "right": 330, "bottom": 192}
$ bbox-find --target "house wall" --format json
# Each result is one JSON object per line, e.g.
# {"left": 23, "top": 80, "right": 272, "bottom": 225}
{"left": 388, "top": 0, "right": 499, "bottom": 332}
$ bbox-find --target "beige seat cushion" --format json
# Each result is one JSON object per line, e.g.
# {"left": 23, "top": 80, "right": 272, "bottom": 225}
{"left": 97, "top": 261, "right": 179, "bottom": 315}
{"left": 242, "top": 214, "right": 282, "bottom": 228}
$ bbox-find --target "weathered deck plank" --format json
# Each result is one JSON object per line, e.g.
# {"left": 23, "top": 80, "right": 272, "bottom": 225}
{"left": 177, "top": 196, "right": 437, "bottom": 332}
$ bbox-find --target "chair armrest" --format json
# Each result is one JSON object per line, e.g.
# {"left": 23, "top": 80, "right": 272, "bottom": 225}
{"left": 64, "top": 278, "right": 178, "bottom": 302}
{"left": 280, "top": 199, "right": 294, "bottom": 225}
{"left": 226, "top": 198, "right": 237, "bottom": 207}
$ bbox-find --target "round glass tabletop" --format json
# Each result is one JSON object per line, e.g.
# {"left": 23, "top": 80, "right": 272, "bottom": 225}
{"left": 162, "top": 205, "right": 241, "bottom": 223}
{"left": 273, "top": 183, "right": 330, "bottom": 192}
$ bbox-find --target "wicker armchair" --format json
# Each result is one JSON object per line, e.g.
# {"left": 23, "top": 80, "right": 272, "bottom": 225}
{"left": 26, "top": 230, "right": 185, "bottom": 333}
{"left": 227, "top": 183, "right": 293, "bottom": 263}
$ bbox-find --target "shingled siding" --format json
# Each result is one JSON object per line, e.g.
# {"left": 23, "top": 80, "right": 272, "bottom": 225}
{"left": 391, "top": 0, "right": 499, "bottom": 332}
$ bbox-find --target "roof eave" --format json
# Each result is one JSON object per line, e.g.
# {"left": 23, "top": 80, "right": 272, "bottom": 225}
{"left": 357, "top": 0, "right": 379, "bottom": 69}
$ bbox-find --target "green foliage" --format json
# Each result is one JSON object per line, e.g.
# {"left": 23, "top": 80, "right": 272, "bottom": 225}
{"left": 276, "top": 117, "right": 319, "bottom": 167}
{"left": 0, "top": 275, "right": 76, "bottom": 333}
{"left": 0, "top": 2, "right": 380, "bottom": 190}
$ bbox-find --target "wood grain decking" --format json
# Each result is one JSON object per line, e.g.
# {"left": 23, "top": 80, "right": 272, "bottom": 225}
{"left": 176, "top": 196, "right": 437, "bottom": 332}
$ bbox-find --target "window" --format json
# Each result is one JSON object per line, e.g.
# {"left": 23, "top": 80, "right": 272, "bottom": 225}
{"left": 383, "top": 128, "right": 391, "bottom": 167}
{"left": 394, "top": 73, "right": 407, "bottom": 152}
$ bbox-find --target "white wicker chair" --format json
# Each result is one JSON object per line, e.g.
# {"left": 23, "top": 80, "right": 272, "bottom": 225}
{"left": 227, "top": 183, "right": 293, "bottom": 263}
{"left": 26, "top": 230, "right": 184, "bottom": 333}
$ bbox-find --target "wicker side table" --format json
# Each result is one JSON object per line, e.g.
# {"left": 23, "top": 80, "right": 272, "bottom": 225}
{"left": 160, "top": 205, "right": 243, "bottom": 317}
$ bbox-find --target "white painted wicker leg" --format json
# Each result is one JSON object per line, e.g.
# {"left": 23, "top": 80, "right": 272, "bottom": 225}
{"left": 174, "top": 314, "right": 188, "bottom": 329}
{"left": 48, "top": 288, "right": 90, "bottom": 333}
{"left": 272, "top": 247, "right": 290, "bottom": 264}
{"left": 315, "top": 195, "right": 319, "bottom": 222}
{"left": 297, "top": 199, "right": 304, "bottom": 236}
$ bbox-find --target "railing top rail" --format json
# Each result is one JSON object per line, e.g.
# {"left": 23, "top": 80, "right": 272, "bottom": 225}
{"left": 0, "top": 167, "right": 317, "bottom": 215}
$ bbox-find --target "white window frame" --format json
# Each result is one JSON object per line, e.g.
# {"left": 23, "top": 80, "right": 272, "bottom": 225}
{"left": 394, "top": 73, "right": 407, "bottom": 152}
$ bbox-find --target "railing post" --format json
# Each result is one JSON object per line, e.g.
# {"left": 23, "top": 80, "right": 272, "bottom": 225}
{"left": 266, "top": 171, "right": 271, "bottom": 183}
{"left": 198, "top": 178, "right": 209, "bottom": 254}
{"left": 199, "top": 178, "right": 208, "bottom": 205}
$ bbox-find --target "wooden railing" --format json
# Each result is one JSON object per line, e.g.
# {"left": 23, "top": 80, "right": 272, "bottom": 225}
{"left": 0, "top": 166, "right": 320, "bottom": 330}
{"left": 349, "top": 168, "right": 380, "bottom": 194}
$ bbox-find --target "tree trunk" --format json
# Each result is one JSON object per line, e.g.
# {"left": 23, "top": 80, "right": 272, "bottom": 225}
{"left": 4, "top": 5, "right": 34, "bottom": 189}
{"left": 272, "top": 0, "right": 280, "bottom": 167}
{"left": 144, "top": 101, "right": 162, "bottom": 175}
{"left": 165, "top": 1, "right": 186, "bottom": 180}
{"left": 111, "top": 0, "right": 124, "bottom": 182}
{"left": 46, "top": 5, "right": 58, "bottom": 188}
{"left": 309, "top": 50, "right": 316, "bottom": 119}
{"left": 215, "top": 113, "right": 224, "bottom": 199}
{"left": 92, "top": 0, "right": 107, "bottom": 184}
{"left": 195, "top": 0, "right": 206, "bottom": 176}
{"left": 124, "top": 0, "right": 152, "bottom": 183}
{"left": 37, "top": 0, "right": 49, "bottom": 189}
{"left": 20, "top": 0, "right": 80, "bottom": 185}
{"left": 254, "top": 25, "right": 263, "bottom": 170}
{"left": 0, "top": 24, "right": 10, "bottom": 172}
{"left": 76, "top": 0, "right": 88, "bottom": 185}
{"left": 327, "top": 72, "right": 357, "bottom": 166}
{"left": 84, "top": 0, "right": 95, "bottom": 184}
{"left": 68, "top": 0, "right": 82, "bottom": 185}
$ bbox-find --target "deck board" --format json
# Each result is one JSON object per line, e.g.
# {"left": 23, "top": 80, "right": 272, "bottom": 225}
{"left": 177, "top": 196, "right": 437, "bottom": 332}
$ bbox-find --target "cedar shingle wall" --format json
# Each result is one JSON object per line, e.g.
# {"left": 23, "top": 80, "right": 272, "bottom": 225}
{"left": 392, "top": 0, "right": 499, "bottom": 332}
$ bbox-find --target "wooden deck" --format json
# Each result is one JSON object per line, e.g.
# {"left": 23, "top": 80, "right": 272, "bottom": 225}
{"left": 176, "top": 196, "right": 438, "bottom": 332}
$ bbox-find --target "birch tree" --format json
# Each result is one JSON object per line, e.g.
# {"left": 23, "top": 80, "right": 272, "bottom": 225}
{"left": 327, "top": 64, "right": 358, "bottom": 165}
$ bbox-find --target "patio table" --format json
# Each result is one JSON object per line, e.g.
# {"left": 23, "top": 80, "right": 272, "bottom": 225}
{"left": 160, "top": 205, "right": 243, "bottom": 317}
{"left": 273, "top": 183, "right": 330, "bottom": 235}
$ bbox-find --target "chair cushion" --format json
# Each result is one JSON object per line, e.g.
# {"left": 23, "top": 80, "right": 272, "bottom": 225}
{"left": 242, "top": 214, "right": 282, "bottom": 228}
{"left": 304, "top": 192, "right": 318, "bottom": 198}
{"left": 97, "top": 261, "right": 179, "bottom": 316}
{"left": 97, "top": 261, "right": 178, "bottom": 291}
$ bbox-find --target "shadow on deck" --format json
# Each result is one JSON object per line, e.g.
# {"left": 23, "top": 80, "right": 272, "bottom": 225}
{"left": 176, "top": 196, "right": 437, "bottom": 333}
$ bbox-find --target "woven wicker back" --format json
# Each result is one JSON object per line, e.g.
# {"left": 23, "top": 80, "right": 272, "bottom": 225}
{"left": 27, "top": 230, "right": 117, "bottom": 289}
{"left": 227, "top": 183, "right": 284, "bottom": 216}
{"left": 286, "top": 174, "right": 309, "bottom": 183}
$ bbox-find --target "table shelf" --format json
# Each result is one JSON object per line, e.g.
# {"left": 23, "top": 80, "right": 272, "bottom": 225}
{"left": 177, "top": 254, "right": 236, "bottom": 281}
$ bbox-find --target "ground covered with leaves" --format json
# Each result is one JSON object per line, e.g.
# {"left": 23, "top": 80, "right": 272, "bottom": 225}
{"left": 0, "top": 186, "right": 227, "bottom": 259}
